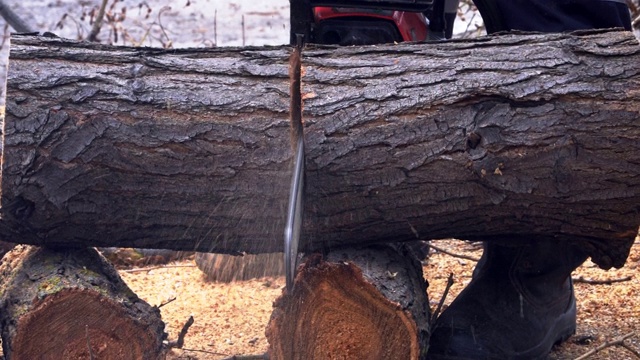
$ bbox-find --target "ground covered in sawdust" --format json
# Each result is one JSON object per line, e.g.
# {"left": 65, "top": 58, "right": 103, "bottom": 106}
{"left": 119, "top": 239, "right": 640, "bottom": 360}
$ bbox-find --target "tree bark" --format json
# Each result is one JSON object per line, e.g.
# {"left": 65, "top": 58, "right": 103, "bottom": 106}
{"left": 265, "top": 244, "right": 430, "bottom": 359}
{"left": 0, "top": 240, "right": 14, "bottom": 258}
{"left": 1, "top": 30, "right": 639, "bottom": 268}
{"left": 0, "top": 246, "right": 166, "bottom": 359}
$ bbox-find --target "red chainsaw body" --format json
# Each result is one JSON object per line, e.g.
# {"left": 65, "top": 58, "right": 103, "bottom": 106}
{"left": 312, "top": 6, "right": 429, "bottom": 44}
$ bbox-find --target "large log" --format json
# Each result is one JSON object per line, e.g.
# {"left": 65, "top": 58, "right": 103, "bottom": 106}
{"left": 1, "top": 31, "right": 639, "bottom": 268}
{"left": 266, "top": 244, "right": 430, "bottom": 359}
{"left": 0, "top": 245, "right": 166, "bottom": 359}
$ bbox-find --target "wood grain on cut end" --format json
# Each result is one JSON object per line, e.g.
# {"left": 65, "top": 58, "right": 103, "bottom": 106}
{"left": 13, "top": 289, "right": 159, "bottom": 359}
{"left": 0, "top": 246, "right": 165, "bottom": 359}
{"left": 266, "top": 245, "right": 429, "bottom": 359}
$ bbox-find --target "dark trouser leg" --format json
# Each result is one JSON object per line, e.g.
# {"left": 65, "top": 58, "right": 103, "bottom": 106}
{"left": 475, "top": 0, "right": 632, "bottom": 33}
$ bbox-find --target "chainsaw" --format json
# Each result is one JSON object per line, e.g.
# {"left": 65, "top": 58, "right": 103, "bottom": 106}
{"left": 290, "top": 0, "right": 468, "bottom": 46}
{"left": 284, "top": 0, "right": 476, "bottom": 291}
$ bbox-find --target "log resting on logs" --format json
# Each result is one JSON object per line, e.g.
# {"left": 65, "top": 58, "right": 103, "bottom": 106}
{"left": 1, "top": 30, "right": 639, "bottom": 269}
{"left": 266, "top": 244, "right": 430, "bottom": 359}
{"left": 0, "top": 246, "right": 165, "bottom": 359}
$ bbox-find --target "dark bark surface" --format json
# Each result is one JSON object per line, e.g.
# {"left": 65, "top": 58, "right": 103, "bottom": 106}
{"left": 0, "top": 246, "right": 165, "bottom": 359}
{"left": 2, "top": 31, "right": 639, "bottom": 268}
{"left": 266, "top": 244, "right": 430, "bottom": 359}
{"left": 0, "top": 240, "right": 14, "bottom": 259}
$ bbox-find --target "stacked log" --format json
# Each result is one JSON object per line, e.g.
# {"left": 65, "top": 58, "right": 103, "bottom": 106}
{"left": 266, "top": 244, "right": 430, "bottom": 359}
{"left": 0, "top": 246, "right": 165, "bottom": 359}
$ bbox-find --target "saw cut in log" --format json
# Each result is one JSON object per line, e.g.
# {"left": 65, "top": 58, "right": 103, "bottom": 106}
{"left": 0, "top": 246, "right": 166, "bottom": 359}
{"left": 266, "top": 244, "right": 430, "bottom": 359}
{"left": 2, "top": 30, "right": 639, "bottom": 269}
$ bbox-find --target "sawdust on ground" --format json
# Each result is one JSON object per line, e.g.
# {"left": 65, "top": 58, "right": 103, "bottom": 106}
{"left": 119, "top": 239, "right": 640, "bottom": 360}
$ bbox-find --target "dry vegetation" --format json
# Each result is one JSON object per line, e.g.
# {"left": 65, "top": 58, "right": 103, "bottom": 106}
{"left": 116, "top": 239, "right": 640, "bottom": 360}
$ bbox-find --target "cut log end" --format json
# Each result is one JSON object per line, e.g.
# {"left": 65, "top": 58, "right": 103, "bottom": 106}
{"left": 270, "top": 260, "right": 419, "bottom": 358}
{"left": 0, "top": 246, "right": 165, "bottom": 359}
{"left": 266, "top": 245, "right": 430, "bottom": 359}
{"left": 13, "top": 289, "right": 159, "bottom": 358}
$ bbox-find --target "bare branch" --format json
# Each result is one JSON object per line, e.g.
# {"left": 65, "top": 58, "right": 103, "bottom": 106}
{"left": 166, "top": 316, "right": 194, "bottom": 349}
{"left": 574, "top": 332, "right": 637, "bottom": 360}
{"left": 180, "top": 347, "right": 228, "bottom": 355}
{"left": 121, "top": 264, "right": 196, "bottom": 273}
{"left": 621, "top": 343, "right": 640, "bottom": 359}
{"left": 431, "top": 273, "right": 455, "bottom": 326}
{"left": 157, "top": 6, "right": 173, "bottom": 48}
{"left": 629, "top": 0, "right": 640, "bottom": 30}
{"left": 157, "top": 297, "right": 177, "bottom": 309}
{"left": 572, "top": 275, "right": 632, "bottom": 285}
{"left": 242, "top": 14, "right": 245, "bottom": 46}
{"left": 88, "top": 0, "right": 109, "bottom": 42}
{"left": 221, "top": 354, "right": 268, "bottom": 360}
{"left": 429, "top": 244, "right": 480, "bottom": 262}
{"left": 0, "top": 0, "right": 34, "bottom": 33}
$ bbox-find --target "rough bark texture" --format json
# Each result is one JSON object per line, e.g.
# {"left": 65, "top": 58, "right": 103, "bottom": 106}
{"left": 266, "top": 244, "right": 430, "bottom": 359}
{"left": 2, "top": 31, "right": 639, "bottom": 268}
{"left": 195, "top": 252, "right": 284, "bottom": 282}
{"left": 0, "top": 245, "right": 166, "bottom": 359}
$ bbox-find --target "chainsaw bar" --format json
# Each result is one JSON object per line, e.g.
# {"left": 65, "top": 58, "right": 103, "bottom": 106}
{"left": 284, "top": 34, "right": 305, "bottom": 292}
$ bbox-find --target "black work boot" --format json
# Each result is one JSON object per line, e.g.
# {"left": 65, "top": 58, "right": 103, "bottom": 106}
{"left": 427, "top": 240, "right": 588, "bottom": 360}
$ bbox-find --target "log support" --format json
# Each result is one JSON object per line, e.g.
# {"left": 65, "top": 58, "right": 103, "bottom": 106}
{"left": 266, "top": 244, "right": 430, "bottom": 359}
{"left": 0, "top": 246, "right": 166, "bottom": 359}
